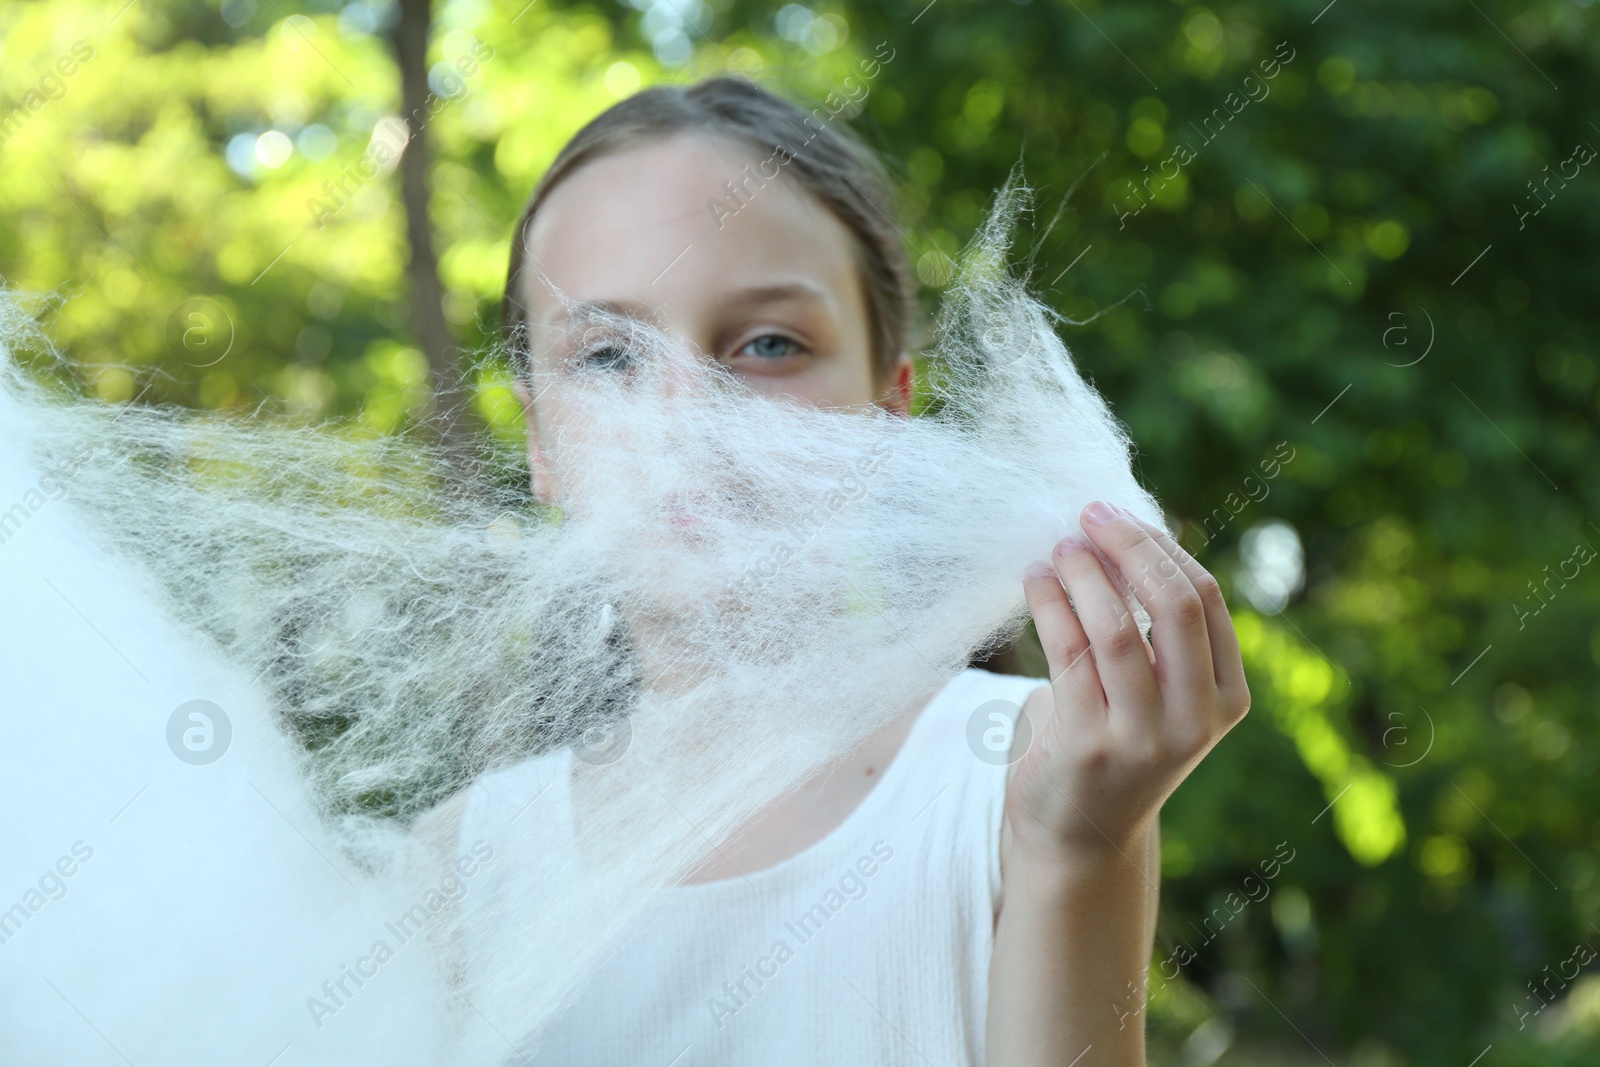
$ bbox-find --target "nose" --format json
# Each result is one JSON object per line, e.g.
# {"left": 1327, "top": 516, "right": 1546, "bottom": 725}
{"left": 647, "top": 334, "right": 724, "bottom": 403}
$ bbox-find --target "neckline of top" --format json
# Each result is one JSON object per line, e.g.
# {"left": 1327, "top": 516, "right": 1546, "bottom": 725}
{"left": 563, "top": 667, "right": 984, "bottom": 898}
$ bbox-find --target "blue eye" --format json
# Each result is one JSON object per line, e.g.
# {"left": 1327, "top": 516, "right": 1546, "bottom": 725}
{"left": 578, "top": 345, "right": 635, "bottom": 371}
{"left": 739, "top": 334, "right": 801, "bottom": 361}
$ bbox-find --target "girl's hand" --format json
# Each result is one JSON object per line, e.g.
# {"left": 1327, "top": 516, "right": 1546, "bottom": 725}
{"left": 1006, "top": 499, "right": 1252, "bottom": 867}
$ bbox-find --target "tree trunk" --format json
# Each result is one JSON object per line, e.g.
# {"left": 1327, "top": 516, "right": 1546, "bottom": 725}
{"left": 391, "top": 0, "right": 481, "bottom": 480}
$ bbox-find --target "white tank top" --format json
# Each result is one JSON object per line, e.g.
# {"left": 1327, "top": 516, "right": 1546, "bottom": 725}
{"left": 457, "top": 666, "right": 1049, "bottom": 1065}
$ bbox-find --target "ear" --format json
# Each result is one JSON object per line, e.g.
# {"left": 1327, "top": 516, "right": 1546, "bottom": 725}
{"left": 512, "top": 377, "right": 556, "bottom": 504}
{"left": 879, "top": 352, "right": 915, "bottom": 416}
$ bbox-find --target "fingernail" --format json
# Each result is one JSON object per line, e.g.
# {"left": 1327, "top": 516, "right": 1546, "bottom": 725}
{"left": 1113, "top": 503, "right": 1138, "bottom": 521}
{"left": 1054, "top": 535, "right": 1089, "bottom": 558}
{"left": 1084, "top": 500, "right": 1118, "bottom": 526}
{"left": 1023, "top": 559, "right": 1056, "bottom": 580}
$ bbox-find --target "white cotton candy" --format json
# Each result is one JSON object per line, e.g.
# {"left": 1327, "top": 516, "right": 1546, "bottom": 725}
{"left": 0, "top": 179, "right": 1163, "bottom": 1064}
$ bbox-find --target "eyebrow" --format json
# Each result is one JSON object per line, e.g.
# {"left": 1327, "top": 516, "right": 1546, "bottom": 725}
{"left": 720, "top": 281, "right": 833, "bottom": 308}
{"left": 550, "top": 282, "right": 833, "bottom": 324}
{"left": 555, "top": 297, "right": 657, "bottom": 322}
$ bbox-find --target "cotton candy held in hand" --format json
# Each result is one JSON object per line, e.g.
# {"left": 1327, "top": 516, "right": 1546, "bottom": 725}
{"left": 0, "top": 181, "right": 1164, "bottom": 1064}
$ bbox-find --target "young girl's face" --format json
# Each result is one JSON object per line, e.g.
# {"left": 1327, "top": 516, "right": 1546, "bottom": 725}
{"left": 512, "top": 131, "right": 912, "bottom": 505}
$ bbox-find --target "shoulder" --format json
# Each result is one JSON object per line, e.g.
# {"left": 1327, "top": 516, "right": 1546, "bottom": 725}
{"left": 944, "top": 667, "right": 1051, "bottom": 759}
{"left": 942, "top": 668, "right": 1048, "bottom": 918}
{"left": 960, "top": 665, "right": 1051, "bottom": 701}
{"left": 938, "top": 666, "right": 1051, "bottom": 720}
{"left": 910, "top": 667, "right": 1049, "bottom": 788}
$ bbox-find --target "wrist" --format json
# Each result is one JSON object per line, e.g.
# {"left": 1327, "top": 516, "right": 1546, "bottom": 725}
{"left": 1001, "top": 816, "right": 1153, "bottom": 896}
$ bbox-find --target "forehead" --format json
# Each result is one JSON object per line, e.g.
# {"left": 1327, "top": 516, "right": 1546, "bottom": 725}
{"left": 518, "top": 131, "right": 864, "bottom": 326}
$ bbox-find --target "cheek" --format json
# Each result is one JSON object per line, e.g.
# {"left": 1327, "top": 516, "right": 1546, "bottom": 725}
{"left": 533, "top": 386, "right": 620, "bottom": 456}
{"left": 737, "top": 356, "right": 875, "bottom": 409}
{"left": 827, "top": 288, "right": 881, "bottom": 406}
{"left": 820, "top": 348, "right": 881, "bottom": 409}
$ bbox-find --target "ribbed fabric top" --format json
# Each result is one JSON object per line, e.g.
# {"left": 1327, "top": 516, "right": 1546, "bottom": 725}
{"left": 458, "top": 666, "right": 1049, "bottom": 1066}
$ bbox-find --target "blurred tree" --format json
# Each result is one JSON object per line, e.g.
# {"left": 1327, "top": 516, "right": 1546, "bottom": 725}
{"left": 0, "top": 0, "right": 1596, "bottom": 1063}
{"left": 390, "top": 0, "right": 481, "bottom": 468}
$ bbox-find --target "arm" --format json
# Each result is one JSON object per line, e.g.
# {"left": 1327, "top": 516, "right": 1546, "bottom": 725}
{"left": 1145, "top": 820, "right": 1160, "bottom": 965}
{"left": 987, "top": 502, "right": 1249, "bottom": 1066}
{"left": 990, "top": 689, "right": 1162, "bottom": 1065}
{"left": 989, "top": 799, "right": 1158, "bottom": 1065}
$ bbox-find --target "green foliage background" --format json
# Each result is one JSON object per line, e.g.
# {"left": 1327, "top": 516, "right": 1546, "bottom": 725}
{"left": 2, "top": 0, "right": 1597, "bottom": 1062}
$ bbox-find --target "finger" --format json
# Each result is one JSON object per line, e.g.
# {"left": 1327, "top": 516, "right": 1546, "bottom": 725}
{"left": 1022, "top": 559, "right": 1106, "bottom": 722}
{"left": 1050, "top": 534, "right": 1162, "bottom": 738}
{"left": 1080, "top": 501, "right": 1217, "bottom": 706}
{"left": 1118, "top": 508, "right": 1249, "bottom": 713}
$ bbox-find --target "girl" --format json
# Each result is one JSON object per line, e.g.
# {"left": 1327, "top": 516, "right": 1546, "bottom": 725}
{"left": 445, "top": 74, "right": 1250, "bottom": 1065}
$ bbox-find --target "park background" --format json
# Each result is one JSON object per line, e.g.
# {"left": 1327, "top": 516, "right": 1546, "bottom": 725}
{"left": 2, "top": 0, "right": 1597, "bottom": 1063}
